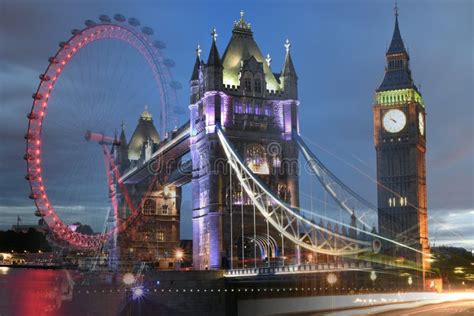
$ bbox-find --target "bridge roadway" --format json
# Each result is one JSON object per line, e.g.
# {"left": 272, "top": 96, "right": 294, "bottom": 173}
{"left": 224, "top": 261, "right": 373, "bottom": 278}
{"left": 66, "top": 267, "right": 426, "bottom": 315}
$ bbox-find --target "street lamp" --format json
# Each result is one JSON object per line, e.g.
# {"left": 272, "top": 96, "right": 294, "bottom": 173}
{"left": 327, "top": 273, "right": 337, "bottom": 285}
{"left": 175, "top": 249, "right": 184, "bottom": 261}
{"left": 408, "top": 276, "right": 413, "bottom": 286}
{"left": 132, "top": 286, "right": 144, "bottom": 300}
{"left": 370, "top": 271, "right": 377, "bottom": 282}
{"left": 175, "top": 248, "right": 184, "bottom": 269}
{"left": 123, "top": 272, "right": 135, "bottom": 285}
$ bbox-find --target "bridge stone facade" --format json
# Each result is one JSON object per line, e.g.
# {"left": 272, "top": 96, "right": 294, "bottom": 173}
{"left": 189, "top": 14, "right": 300, "bottom": 270}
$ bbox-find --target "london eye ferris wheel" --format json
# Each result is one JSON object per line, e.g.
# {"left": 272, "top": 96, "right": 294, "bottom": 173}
{"left": 25, "top": 14, "right": 184, "bottom": 249}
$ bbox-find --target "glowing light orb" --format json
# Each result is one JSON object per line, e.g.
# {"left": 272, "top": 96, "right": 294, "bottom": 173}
{"left": 175, "top": 249, "right": 184, "bottom": 260}
{"left": 327, "top": 273, "right": 337, "bottom": 285}
{"left": 123, "top": 273, "right": 135, "bottom": 285}
{"left": 132, "top": 286, "right": 144, "bottom": 299}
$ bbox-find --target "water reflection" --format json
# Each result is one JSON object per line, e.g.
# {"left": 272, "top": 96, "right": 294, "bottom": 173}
{"left": 0, "top": 268, "right": 130, "bottom": 315}
{"left": 0, "top": 268, "right": 73, "bottom": 315}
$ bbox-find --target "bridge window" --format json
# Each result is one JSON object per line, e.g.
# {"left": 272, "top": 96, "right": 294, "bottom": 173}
{"left": 264, "top": 105, "right": 271, "bottom": 116}
{"left": 245, "top": 103, "right": 253, "bottom": 114}
{"left": 400, "top": 196, "right": 408, "bottom": 206}
{"left": 255, "top": 103, "right": 262, "bottom": 115}
{"left": 157, "top": 231, "right": 165, "bottom": 241}
{"left": 388, "top": 197, "right": 397, "bottom": 207}
{"left": 254, "top": 79, "right": 262, "bottom": 93}
{"left": 245, "top": 144, "right": 269, "bottom": 175}
{"left": 234, "top": 101, "right": 243, "bottom": 113}
{"left": 143, "top": 198, "right": 156, "bottom": 215}
{"left": 244, "top": 78, "right": 252, "bottom": 92}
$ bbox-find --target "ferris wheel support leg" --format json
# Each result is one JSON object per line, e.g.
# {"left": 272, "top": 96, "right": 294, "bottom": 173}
{"left": 101, "top": 144, "right": 120, "bottom": 228}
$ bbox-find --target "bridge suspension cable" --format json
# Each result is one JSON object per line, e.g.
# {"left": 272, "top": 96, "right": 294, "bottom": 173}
{"left": 217, "top": 125, "right": 374, "bottom": 256}
{"left": 295, "top": 133, "right": 377, "bottom": 231}
{"left": 296, "top": 133, "right": 426, "bottom": 249}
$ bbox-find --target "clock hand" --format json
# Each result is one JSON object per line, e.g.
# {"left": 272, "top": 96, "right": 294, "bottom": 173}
{"left": 390, "top": 118, "right": 397, "bottom": 123}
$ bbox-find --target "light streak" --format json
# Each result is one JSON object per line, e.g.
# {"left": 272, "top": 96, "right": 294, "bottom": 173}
{"left": 300, "top": 134, "right": 470, "bottom": 245}
{"left": 218, "top": 125, "right": 425, "bottom": 261}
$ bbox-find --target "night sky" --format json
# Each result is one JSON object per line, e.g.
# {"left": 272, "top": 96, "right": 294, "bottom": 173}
{"left": 0, "top": 0, "right": 472, "bottom": 249}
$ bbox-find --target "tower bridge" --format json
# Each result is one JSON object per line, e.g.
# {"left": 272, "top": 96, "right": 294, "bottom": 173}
{"left": 105, "top": 10, "right": 430, "bottom": 284}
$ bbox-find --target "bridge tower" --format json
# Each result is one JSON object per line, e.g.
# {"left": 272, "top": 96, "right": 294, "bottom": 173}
{"left": 115, "top": 109, "right": 182, "bottom": 268}
{"left": 189, "top": 12, "right": 300, "bottom": 270}
{"left": 373, "top": 7, "right": 430, "bottom": 280}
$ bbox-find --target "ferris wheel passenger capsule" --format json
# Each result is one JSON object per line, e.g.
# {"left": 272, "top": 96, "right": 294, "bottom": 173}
{"left": 128, "top": 17, "right": 140, "bottom": 26}
{"left": 24, "top": 133, "right": 36, "bottom": 140}
{"left": 142, "top": 26, "right": 154, "bottom": 36}
{"left": 84, "top": 19, "right": 96, "bottom": 27}
{"left": 99, "top": 15, "right": 111, "bottom": 23}
{"left": 153, "top": 40, "right": 166, "bottom": 49}
{"left": 39, "top": 74, "right": 51, "bottom": 81}
{"left": 59, "top": 41, "right": 70, "bottom": 49}
{"left": 24, "top": 153, "right": 34, "bottom": 161}
{"left": 114, "top": 14, "right": 126, "bottom": 22}
{"left": 25, "top": 174, "right": 37, "bottom": 181}
{"left": 27, "top": 112, "right": 39, "bottom": 120}
{"left": 32, "top": 93, "right": 43, "bottom": 100}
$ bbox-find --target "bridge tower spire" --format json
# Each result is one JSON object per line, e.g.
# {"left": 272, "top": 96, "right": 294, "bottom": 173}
{"left": 280, "top": 39, "right": 298, "bottom": 99}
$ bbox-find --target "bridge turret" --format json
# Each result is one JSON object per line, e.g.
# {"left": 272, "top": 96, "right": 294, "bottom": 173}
{"left": 204, "top": 28, "right": 223, "bottom": 92}
{"left": 189, "top": 44, "right": 202, "bottom": 104}
{"left": 280, "top": 39, "right": 298, "bottom": 100}
{"left": 116, "top": 122, "right": 130, "bottom": 171}
{"left": 127, "top": 106, "right": 160, "bottom": 161}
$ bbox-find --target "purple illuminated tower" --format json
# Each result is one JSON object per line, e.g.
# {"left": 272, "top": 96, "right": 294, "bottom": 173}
{"left": 190, "top": 12, "right": 300, "bottom": 270}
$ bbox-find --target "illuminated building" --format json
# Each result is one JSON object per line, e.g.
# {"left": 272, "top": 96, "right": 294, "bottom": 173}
{"left": 115, "top": 108, "right": 181, "bottom": 268}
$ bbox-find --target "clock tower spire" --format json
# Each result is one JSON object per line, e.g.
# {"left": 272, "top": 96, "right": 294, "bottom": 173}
{"left": 373, "top": 6, "right": 430, "bottom": 286}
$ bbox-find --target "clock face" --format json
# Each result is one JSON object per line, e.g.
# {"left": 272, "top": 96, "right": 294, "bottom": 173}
{"left": 419, "top": 112, "right": 425, "bottom": 136}
{"left": 383, "top": 109, "right": 406, "bottom": 133}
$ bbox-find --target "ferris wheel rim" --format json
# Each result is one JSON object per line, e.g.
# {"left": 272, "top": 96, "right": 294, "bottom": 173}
{"left": 25, "top": 15, "right": 180, "bottom": 249}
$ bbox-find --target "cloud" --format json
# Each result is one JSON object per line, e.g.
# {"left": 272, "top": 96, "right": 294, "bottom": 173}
{"left": 0, "top": 205, "right": 109, "bottom": 232}
{"left": 429, "top": 209, "right": 474, "bottom": 249}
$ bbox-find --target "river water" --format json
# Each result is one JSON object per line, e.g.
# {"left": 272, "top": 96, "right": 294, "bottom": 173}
{"left": 0, "top": 266, "right": 228, "bottom": 316}
{"left": 0, "top": 267, "right": 131, "bottom": 316}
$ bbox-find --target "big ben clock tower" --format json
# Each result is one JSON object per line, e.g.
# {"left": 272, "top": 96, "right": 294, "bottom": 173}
{"left": 373, "top": 7, "right": 430, "bottom": 279}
